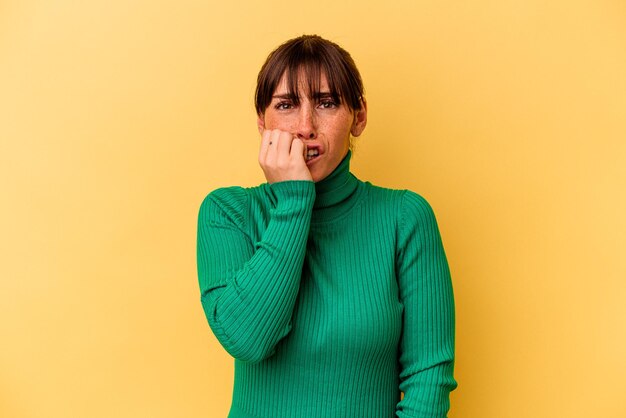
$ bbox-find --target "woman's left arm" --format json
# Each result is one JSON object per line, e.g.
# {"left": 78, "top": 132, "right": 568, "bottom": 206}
{"left": 395, "top": 191, "right": 458, "bottom": 418}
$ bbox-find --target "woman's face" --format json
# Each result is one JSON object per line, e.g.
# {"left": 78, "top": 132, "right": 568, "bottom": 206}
{"left": 257, "top": 71, "right": 367, "bottom": 183}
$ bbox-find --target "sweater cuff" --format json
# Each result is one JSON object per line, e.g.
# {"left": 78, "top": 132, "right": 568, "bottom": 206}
{"left": 269, "top": 180, "right": 316, "bottom": 208}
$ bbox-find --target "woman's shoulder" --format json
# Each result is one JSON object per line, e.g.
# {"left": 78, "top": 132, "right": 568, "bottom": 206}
{"left": 200, "top": 185, "right": 246, "bottom": 213}
{"left": 198, "top": 183, "right": 271, "bottom": 225}
{"left": 363, "top": 182, "right": 434, "bottom": 211}
{"left": 201, "top": 183, "right": 269, "bottom": 206}
{"left": 361, "top": 182, "right": 440, "bottom": 232}
{"left": 360, "top": 183, "right": 442, "bottom": 248}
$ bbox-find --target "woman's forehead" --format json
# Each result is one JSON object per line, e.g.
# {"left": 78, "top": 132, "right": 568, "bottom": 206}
{"left": 273, "top": 69, "right": 331, "bottom": 96}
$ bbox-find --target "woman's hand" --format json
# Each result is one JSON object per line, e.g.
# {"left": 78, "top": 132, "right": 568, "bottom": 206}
{"left": 258, "top": 129, "right": 313, "bottom": 183}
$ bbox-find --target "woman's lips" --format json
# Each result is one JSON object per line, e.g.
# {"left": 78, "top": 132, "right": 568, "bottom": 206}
{"left": 304, "top": 144, "right": 322, "bottom": 164}
{"left": 305, "top": 154, "right": 320, "bottom": 165}
{"left": 305, "top": 149, "right": 319, "bottom": 160}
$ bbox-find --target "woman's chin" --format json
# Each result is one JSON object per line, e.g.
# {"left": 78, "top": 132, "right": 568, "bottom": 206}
{"left": 311, "top": 170, "right": 331, "bottom": 183}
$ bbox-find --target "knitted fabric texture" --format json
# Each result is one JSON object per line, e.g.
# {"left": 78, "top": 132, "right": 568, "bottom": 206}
{"left": 197, "top": 151, "right": 457, "bottom": 417}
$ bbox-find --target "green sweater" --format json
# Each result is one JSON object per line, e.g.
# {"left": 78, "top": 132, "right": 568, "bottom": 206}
{"left": 196, "top": 151, "right": 457, "bottom": 417}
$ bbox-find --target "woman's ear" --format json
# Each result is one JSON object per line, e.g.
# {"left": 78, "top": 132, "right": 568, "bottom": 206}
{"left": 351, "top": 97, "right": 368, "bottom": 137}
{"left": 257, "top": 114, "right": 265, "bottom": 135}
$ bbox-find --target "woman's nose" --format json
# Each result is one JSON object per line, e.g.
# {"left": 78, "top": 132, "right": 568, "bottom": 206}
{"left": 296, "top": 106, "right": 317, "bottom": 140}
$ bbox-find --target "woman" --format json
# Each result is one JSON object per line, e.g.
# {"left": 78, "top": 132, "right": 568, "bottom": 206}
{"left": 197, "top": 34, "right": 457, "bottom": 417}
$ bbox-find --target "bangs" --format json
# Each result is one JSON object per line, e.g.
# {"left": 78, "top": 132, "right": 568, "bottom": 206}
{"left": 255, "top": 35, "right": 364, "bottom": 115}
{"left": 281, "top": 59, "right": 342, "bottom": 107}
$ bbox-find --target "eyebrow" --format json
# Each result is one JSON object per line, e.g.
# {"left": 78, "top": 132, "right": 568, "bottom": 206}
{"left": 272, "top": 93, "right": 296, "bottom": 99}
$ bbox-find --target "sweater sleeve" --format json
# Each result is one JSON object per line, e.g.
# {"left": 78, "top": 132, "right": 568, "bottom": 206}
{"left": 196, "top": 181, "right": 316, "bottom": 363}
{"left": 395, "top": 191, "right": 457, "bottom": 417}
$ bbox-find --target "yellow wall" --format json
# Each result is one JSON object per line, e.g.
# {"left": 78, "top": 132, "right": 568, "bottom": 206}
{"left": 1, "top": 1, "right": 625, "bottom": 416}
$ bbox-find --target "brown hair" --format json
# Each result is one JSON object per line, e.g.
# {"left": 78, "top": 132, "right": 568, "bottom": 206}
{"left": 254, "top": 35, "right": 364, "bottom": 115}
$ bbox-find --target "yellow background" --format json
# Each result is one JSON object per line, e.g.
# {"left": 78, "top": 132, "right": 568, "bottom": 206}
{"left": 1, "top": 0, "right": 625, "bottom": 417}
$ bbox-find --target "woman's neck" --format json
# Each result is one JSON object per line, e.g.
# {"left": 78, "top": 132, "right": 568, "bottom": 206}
{"left": 312, "top": 150, "right": 362, "bottom": 222}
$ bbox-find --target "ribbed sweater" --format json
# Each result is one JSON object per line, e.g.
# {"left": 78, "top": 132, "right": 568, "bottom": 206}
{"left": 196, "top": 151, "right": 457, "bottom": 418}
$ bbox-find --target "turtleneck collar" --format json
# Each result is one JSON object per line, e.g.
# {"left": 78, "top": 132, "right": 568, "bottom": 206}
{"left": 312, "top": 150, "right": 363, "bottom": 222}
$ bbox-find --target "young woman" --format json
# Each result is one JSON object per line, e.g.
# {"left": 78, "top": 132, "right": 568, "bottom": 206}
{"left": 197, "top": 34, "right": 457, "bottom": 418}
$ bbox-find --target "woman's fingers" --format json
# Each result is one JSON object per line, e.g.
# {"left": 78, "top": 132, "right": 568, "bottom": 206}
{"left": 258, "top": 129, "right": 312, "bottom": 183}
{"left": 258, "top": 129, "right": 272, "bottom": 166}
{"left": 266, "top": 129, "right": 285, "bottom": 169}
{"left": 290, "top": 137, "right": 305, "bottom": 159}
{"left": 259, "top": 129, "right": 283, "bottom": 167}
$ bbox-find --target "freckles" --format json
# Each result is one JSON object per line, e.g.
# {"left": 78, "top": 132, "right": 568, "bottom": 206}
{"left": 265, "top": 114, "right": 293, "bottom": 131}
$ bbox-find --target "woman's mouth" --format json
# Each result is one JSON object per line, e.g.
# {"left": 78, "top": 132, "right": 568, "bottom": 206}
{"left": 306, "top": 148, "right": 320, "bottom": 162}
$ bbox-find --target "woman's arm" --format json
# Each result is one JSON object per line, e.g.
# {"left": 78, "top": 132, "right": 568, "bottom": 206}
{"left": 395, "top": 191, "right": 458, "bottom": 417}
{"left": 196, "top": 181, "right": 315, "bottom": 363}
{"left": 197, "top": 130, "right": 314, "bottom": 363}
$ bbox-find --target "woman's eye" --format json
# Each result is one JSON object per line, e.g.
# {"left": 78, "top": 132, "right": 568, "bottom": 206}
{"left": 275, "top": 102, "right": 293, "bottom": 110}
{"left": 319, "top": 100, "right": 338, "bottom": 109}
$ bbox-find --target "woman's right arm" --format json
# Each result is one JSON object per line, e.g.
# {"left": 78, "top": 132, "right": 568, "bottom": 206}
{"left": 197, "top": 181, "right": 314, "bottom": 363}
{"left": 196, "top": 130, "right": 314, "bottom": 364}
